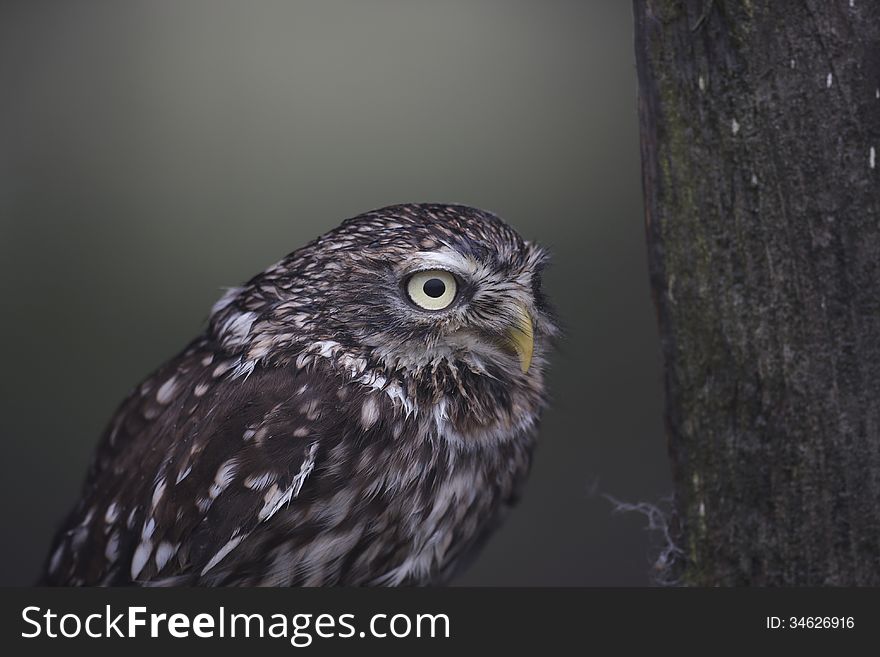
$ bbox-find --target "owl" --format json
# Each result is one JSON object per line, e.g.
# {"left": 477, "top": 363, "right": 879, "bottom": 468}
{"left": 42, "top": 203, "right": 556, "bottom": 586}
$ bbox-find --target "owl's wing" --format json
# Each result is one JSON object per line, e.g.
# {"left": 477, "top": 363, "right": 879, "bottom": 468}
{"left": 42, "top": 339, "right": 348, "bottom": 585}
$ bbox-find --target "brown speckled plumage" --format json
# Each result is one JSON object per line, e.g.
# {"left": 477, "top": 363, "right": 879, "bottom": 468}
{"left": 42, "top": 203, "right": 556, "bottom": 586}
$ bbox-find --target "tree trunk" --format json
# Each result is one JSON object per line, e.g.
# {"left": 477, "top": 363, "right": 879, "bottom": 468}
{"left": 634, "top": 0, "right": 880, "bottom": 585}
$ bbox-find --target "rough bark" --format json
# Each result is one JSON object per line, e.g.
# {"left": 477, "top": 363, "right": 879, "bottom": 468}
{"left": 634, "top": 0, "right": 880, "bottom": 585}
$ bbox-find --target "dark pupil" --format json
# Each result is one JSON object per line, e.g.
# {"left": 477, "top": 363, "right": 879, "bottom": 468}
{"left": 422, "top": 278, "right": 446, "bottom": 298}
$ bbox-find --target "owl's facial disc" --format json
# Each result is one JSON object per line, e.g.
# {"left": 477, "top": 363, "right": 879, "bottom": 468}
{"left": 393, "top": 250, "right": 541, "bottom": 376}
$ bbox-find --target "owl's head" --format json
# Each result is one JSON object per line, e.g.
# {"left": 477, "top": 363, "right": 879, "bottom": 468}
{"left": 211, "top": 204, "right": 556, "bottom": 389}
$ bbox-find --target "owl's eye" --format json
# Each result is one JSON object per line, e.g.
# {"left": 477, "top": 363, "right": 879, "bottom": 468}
{"left": 405, "top": 270, "right": 458, "bottom": 311}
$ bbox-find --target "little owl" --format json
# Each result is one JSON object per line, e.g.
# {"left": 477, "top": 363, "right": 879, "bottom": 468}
{"left": 42, "top": 203, "right": 556, "bottom": 586}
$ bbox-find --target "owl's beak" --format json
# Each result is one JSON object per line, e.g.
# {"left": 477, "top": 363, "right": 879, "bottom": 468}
{"left": 505, "top": 303, "right": 534, "bottom": 374}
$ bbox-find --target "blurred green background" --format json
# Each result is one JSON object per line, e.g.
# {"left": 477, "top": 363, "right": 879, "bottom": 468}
{"left": 0, "top": 0, "right": 669, "bottom": 585}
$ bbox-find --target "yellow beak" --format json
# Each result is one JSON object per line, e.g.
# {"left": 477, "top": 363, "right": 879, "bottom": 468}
{"left": 505, "top": 303, "right": 535, "bottom": 374}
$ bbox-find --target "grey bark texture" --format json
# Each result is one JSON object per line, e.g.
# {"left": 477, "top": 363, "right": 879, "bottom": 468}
{"left": 634, "top": 0, "right": 880, "bottom": 585}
